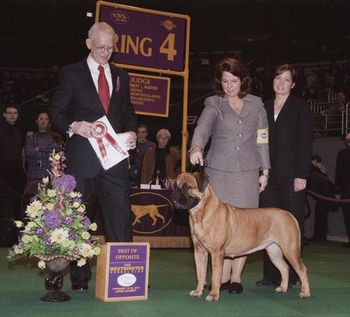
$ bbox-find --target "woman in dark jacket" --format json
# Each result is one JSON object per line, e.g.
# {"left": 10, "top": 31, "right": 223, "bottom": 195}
{"left": 256, "top": 64, "right": 312, "bottom": 288}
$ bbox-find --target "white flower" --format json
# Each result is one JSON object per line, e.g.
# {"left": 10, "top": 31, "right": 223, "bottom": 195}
{"left": 22, "top": 235, "right": 31, "bottom": 243}
{"left": 47, "top": 189, "right": 56, "bottom": 198}
{"left": 14, "top": 220, "right": 24, "bottom": 228}
{"left": 81, "top": 231, "right": 91, "bottom": 240}
{"left": 72, "top": 201, "right": 80, "bottom": 209}
{"left": 50, "top": 228, "right": 69, "bottom": 244}
{"left": 46, "top": 203, "right": 55, "bottom": 211}
{"left": 26, "top": 201, "right": 43, "bottom": 218}
{"left": 26, "top": 221, "right": 36, "bottom": 229}
{"left": 65, "top": 208, "right": 73, "bottom": 215}
{"left": 69, "top": 191, "right": 78, "bottom": 198}
{"left": 80, "top": 243, "right": 95, "bottom": 258}
{"left": 38, "top": 260, "right": 46, "bottom": 269}
{"left": 14, "top": 246, "right": 24, "bottom": 254}
{"left": 94, "top": 246, "right": 101, "bottom": 255}
{"left": 61, "top": 238, "right": 74, "bottom": 249}
{"left": 54, "top": 153, "right": 61, "bottom": 161}
{"left": 77, "top": 258, "right": 86, "bottom": 267}
{"left": 42, "top": 177, "right": 49, "bottom": 185}
{"left": 89, "top": 223, "right": 97, "bottom": 231}
{"left": 77, "top": 204, "right": 86, "bottom": 212}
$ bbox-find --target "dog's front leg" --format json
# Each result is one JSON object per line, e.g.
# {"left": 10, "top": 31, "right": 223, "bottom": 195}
{"left": 206, "top": 250, "right": 224, "bottom": 302}
{"left": 189, "top": 246, "right": 208, "bottom": 298}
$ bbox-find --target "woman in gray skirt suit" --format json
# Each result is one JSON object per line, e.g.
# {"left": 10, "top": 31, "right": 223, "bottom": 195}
{"left": 190, "top": 57, "right": 270, "bottom": 294}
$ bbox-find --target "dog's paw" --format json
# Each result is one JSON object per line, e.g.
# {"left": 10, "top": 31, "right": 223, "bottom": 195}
{"left": 205, "top": 293, "right": 219, "bottom": 302}
{"left": 298, "top": 291, "right": 311, "bottom": 299}
{"left": 274, "top": 286, "right": 287, "bottom": 293}
{"left": 189, "top": 290, "right": 202, "bottom": 297}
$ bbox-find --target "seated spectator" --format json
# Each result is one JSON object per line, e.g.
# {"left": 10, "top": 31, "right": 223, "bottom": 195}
{"left": 25, "top": 112, "right": 62, "bottom": 181}
{"left": 140, "top": 128, "right": 179, "bottom": 187}
{"left": 308, "top": 154, "right": 338, "bottom": 241}
{"left": 129, "top": 124, "right": 156, "bottom": 187}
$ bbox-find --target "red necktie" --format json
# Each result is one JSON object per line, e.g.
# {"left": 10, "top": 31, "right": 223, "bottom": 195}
{"left": 98, "top": 65, "right": 110, "bottom": 113}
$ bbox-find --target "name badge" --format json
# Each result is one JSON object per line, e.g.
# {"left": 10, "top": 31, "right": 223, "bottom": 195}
{"left": 257, "top": 128, "right": 269, "bottom": 144}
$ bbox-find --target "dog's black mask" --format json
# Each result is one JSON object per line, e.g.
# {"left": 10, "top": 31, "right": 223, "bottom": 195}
{"left": 171, "top": 184, "right": 200, "bottom": 210}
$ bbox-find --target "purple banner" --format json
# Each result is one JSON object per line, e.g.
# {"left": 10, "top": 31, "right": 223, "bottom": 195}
{"left": 129, "top": 73, "right": 170, "bottom": 117}
{"left": 107, "top": 244, "right": 148, "bottom": 299}
{"left": 97, "top": 2, "right": 187, "bottom": 71}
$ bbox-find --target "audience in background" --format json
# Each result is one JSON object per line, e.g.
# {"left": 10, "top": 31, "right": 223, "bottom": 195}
{"left": 0, "top": 103, "right": 26, "bottom": 246}
{"left": 308, "top": 155, "right": 338, "bottom": 241}
{"left": 129, "top": 124, "right": 156, "bottom": 187}
{"left": 335, "top": 133, "right": 350, "bottom": 248}
{"left": 140, "top": 128, "right": 179, "bottom": 187}
{"left": 25, "top": 112, "right": 62, "bottom": 181}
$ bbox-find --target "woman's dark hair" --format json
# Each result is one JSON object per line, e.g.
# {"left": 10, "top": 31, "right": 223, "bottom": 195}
{"left": 274, "top": 64, "right": 297, "bottom": 83}
{"left": 214, "top": 58, "right": 250, "bottom": 98}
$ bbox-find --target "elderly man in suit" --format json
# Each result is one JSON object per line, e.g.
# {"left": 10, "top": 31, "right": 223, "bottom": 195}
{"left": 49, "top": 22, "right": 137, "bottom": 291}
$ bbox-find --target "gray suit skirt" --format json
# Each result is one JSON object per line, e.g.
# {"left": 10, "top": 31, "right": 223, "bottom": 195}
{"left": 205, "top": 167, "right": 259, "bottom": 208}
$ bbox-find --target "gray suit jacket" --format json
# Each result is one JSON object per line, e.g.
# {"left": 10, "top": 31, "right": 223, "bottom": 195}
{"left": 191, "top": 94, "right": 270, "bottom": 172}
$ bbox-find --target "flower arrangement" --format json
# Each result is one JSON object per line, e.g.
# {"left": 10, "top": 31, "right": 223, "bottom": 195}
{"left": 8, "top": 151, "right": 100, "bottom": 269}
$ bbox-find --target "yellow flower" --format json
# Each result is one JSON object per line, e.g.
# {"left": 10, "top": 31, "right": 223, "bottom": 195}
{"left": 50, "top": 228, "right": 69, "bottom": 244}
{"left": 77, "top": 258, "right": 87, "bottom": 267}
{"left": 14, "top": 220, "right": 24, "bottom": 228}
{"left": 38, "top": 260, "right": 46, "bottom": 269}
{"left": 89, "top": 223, "right": 97, "bottom": 231}
{"left": 47, "top": 189, "right": 56, "bottom": 198}
{"left": 54, "top": 153, "right": 61, "bottom": 161}
{"left": 42, "top": 177, "right": 49, "bottom": 185}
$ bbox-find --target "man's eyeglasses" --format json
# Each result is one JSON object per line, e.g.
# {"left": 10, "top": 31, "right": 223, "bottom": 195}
{"left": 93, "top": 43, "right": 114, "bottom": 53}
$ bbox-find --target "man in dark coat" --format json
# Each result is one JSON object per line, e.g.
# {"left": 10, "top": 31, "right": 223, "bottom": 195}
{"left": 49, "top": 22, "right": 137, "bottom": 291}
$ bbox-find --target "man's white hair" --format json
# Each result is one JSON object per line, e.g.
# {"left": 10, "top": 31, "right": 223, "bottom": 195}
{"left": 88, "top": 22, "right": 115, "bottom": 40}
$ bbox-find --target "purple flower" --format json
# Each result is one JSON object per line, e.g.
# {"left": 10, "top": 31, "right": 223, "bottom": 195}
{"left": 45, "top": 237, "right": 53, "bottom": 246}
{"left": 17, "top": 241, "right": 24, "bottom": 249}
{"left": 73, "top": 247, "right": 80, "bottom": 255}
{"left": 69, "top": 231, "right": 77, "bottom": 241}
{"left": 54, "top": 174, "right": 76, "bottom": 193}
{"left": 64, "top": 216, "right": 73, "bottom": 225}
{"left": 43, "top": 210, "right": 62, "bottom": 229}
{"left": 81, "top": 216, "right": 91, "bottom": 230}
{"left": 35, "top": 228, "right": 44, "bottom": 237}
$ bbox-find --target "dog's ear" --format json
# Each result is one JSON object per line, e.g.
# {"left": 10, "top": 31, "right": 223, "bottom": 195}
{"left": 193, "top": 168, "right": 209, "bottom": 193}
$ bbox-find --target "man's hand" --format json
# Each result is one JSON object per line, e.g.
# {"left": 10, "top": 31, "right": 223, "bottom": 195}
{"left": 126, "top": 131, "right": 137, "bottom": 149}
{"left": 294, "top": 178, "right": 307, "bottom": 192}
{"left": 70, "top": 121, "right": 94, "bottom": 139}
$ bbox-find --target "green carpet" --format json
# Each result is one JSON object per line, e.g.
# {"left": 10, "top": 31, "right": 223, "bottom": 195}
{"left": 1, "top": 242, "right": 349, "bottom": 317}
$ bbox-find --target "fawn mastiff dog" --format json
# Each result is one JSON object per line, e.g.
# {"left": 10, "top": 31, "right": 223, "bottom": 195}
{"left": 171, "top": 171, "right": 310, "bottom": 302}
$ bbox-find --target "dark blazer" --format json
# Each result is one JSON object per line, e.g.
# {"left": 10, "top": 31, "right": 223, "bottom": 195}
{"left": 264, "top": 94, "right": 312, "bottom": 179}
{"left": 49, "top": 60, "right": 137, "bottom": 178}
